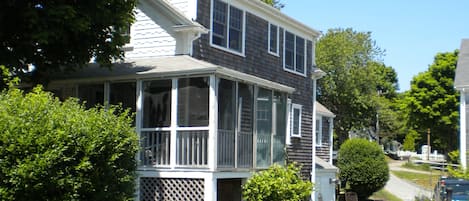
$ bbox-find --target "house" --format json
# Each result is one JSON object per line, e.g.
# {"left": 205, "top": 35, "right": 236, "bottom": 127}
{"left": 314, "top": 102, "right": 337, "bottom": 201}
{"left": 455, "top": 39, "right": 469, "bottom": 169}
{"left": 46, "top": 0, "right": 337, "bottom": 200}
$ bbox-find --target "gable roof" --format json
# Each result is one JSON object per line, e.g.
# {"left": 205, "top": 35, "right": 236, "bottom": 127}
{"left": 455, "top": 39, "right": 469, "bottom": 90}
{"left": 141, "top": 0, "right": 207, "bottom": 34}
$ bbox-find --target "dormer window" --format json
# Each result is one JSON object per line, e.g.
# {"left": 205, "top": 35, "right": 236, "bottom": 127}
{"left": 284, "top": 31, "right": 306, "bottom": 76}
{"left": 211, "top": 0, "right": 245, "bottom": 55}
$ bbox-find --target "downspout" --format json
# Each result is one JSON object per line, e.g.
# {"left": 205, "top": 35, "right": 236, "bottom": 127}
{"left": 311, "top": 67, "right": 326, "bottom": 201}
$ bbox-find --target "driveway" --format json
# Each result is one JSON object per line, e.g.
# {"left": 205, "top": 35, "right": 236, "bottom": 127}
{"left": 384, "top": 160, "right": 432, "bottom": 201}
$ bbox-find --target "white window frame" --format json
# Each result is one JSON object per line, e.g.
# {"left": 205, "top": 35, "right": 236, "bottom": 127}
{"left": 283, "top": 30, "right": 307, "bottom": 77}
{"left": 316, "top": 115, "right": 322, "bottom": 146}
{"left": 210, "top": 0, "right": 246, "bottom": 57}
{"left": 268, "top": 23, "right": 279, "bottom": 56}
{"left": 290, "top": 103, "right": 302, "bottom": 138}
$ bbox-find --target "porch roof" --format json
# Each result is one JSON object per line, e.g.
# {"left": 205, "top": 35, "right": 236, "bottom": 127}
{"left": 315, "top": 156, "right": 337, "bottom": 170}
{"left": 455, "top": 39, "right": 469, "bottom": 90}
{"left": 51, "top": 55, "right": 295, "bottom": 93}
{"left": 316, "top": 102, "right": 335, "bottom": 118}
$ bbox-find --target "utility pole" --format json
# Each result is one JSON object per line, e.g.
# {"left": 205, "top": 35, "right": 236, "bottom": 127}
{"left": 427, "top": 128, "right": 431, "bottom": 161}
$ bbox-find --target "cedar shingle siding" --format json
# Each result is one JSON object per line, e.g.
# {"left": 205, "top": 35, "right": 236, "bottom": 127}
{"left": 194, "top": 0, "right": 314, "bottom": 178}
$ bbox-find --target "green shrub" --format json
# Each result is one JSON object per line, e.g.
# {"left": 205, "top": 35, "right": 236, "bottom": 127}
{"left": 242, "top": 163, "right": 313, "bottom": 201}
{"left": 338, "top": 138, "right": 389, "bottom": 200}
{"left": 0, "top": 86, "right": 138, "bottom": 201}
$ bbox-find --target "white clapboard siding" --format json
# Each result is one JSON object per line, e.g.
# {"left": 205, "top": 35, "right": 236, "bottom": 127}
{"left": 168, "top": 0, "right": 189, "bottom": 16}
{"left": 125, "top": 8, "right": 177, "bottom": 59}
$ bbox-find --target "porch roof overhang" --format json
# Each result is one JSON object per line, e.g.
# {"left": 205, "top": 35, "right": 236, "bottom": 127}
{"left": 315, "top": 156, "right": 337, "bottom": 171}
{"left": 51, "top": 55, "right": 295, "bottom": 93}
{"left": 316, "top": 101, "right": 335, "bottom": 118}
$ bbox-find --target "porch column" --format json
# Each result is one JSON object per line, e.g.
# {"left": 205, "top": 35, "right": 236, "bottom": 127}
{"left": 461, "top": 91, "right": 467, "bottom": 169}
{"left": 170, "top": 79, "right": 178, "bottom": 169}
{"left": 204, "top": 174, "right": 217, "bottom": 201}
{"left": 208, "top": 75, "right": 218, "bottom": 171}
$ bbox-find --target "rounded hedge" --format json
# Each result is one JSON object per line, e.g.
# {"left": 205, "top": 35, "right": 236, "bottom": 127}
{"left": 0, "top": 86, "right": 138, "bottom": 201}
{"left": 242, "top": 163, "right": 313, "bottom": 201}
{"left": 337, "top": 138, "right": 389, "bottom": 199}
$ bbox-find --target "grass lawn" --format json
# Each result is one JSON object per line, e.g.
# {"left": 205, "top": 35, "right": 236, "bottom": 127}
{"left": 391, "top": 170, "right": 441, "bottom": 190}
{"left": 369, "top": 189, "right": 403, "bottom": 201}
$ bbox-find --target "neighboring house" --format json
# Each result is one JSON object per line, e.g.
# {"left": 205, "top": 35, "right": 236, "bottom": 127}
{"left": 455, "top": 39, "right": 469, "bottom": 169}
{"left": 314, "top": 102, "right": 337, "bottom": 201}
{"left": 46, "top": 0, "right": 337, "bottom": 200}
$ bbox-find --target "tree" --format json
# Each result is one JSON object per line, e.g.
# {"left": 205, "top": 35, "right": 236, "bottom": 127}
{"left": 337, "top": 138, "right": 389, "bottom": 200}
{"left": 260, "top": 0, "right": 285, "bottom": 9}
{"left": 316, "top": 28, "right": 398, "bottom": 145}
{"left": 0, "top": 77, "right": 138, "bottom": 200}
{"left": 242, "top": 163, "right": 312, "bottom": 201}
{"left": 0, "top": 0, "right": 137, "bottom": 86}
{"left": 404, "top": 50, "right": 459, "bottom": 153}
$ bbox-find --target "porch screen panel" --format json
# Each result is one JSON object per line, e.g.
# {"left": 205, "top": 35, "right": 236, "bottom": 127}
{"left": 142, "top": 80, "right": 171, "bottom": 128}
{"left": 256, "top": 88, "right": 272, "bottom": 168}
{"left": 217, "top": 79, "right": 236, "bottom": 167}
{"left": 237, "top": 83, "right": 253, "bottom": 168}
{"left": 110, "top": 82, "right": 136, "bottom": 113}
{"left": 272, "top": 92, "right": 286, "bottom": 165}
{"left": 177, "top": 77, "right": 209, "bottom": 127}
{"left": 78, "top": 84, "right": 104, "bottom": 108}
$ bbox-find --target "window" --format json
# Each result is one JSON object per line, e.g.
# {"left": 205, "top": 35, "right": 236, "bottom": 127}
{"left": 268, "top": 23, "right": 279, "bottom": 55}
{"left": 290, "top": 103, "right": 302, "bottom": 137}
{"left": 211, "top": 0, "right": 244, "bottom": 54}
{"left": 284, "top": 31, "right": 306, "bottom": 75}
{"left": 256, "top": 88, "right": 272, "bottom": 168}
{"left": 316, "top": 116, "right": 322, "bottom": 145}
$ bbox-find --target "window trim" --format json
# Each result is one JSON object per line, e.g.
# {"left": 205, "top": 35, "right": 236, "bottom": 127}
{"left": 268, "top": 23, "right": 279, "bottom": 56}
{"left": 210, "top": 0, "right": 246, "bottom": 57}
{"left": 290, "top": 103, "right": 302, "bottom": 138}
{"left": 283, "top": 30, "right": 307, "bottom": 77}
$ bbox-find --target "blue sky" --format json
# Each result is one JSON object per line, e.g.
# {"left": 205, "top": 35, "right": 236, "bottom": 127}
{"left": 282, "top": 0, "right": 469, "bottom": 92}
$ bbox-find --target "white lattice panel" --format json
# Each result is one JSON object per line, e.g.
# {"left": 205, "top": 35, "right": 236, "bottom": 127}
{"left": 140, "top": 177, "right": 204, "bottom": 201}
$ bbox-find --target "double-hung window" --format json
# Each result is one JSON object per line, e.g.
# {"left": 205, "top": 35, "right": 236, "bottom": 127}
{"left": 211, "top": 0, "right": 244, "bottom": 54}
{"left": 290, "top": 103, "right": 302, "bottom": 138}
{"left": 315, "top": 117, "right": 322, "bottom": 145}
{"left": 284, "top": 31, "right": 306, "bottom": 75}
{"left": 268, "top": 23, "right": 279, "bottom": 55}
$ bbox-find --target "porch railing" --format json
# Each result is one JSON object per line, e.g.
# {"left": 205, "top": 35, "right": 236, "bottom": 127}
{"left": 140, "top": 131, "right": 170, "bottom": 167}
{"left": 217, "top": 129, "right": 253, "bottom": 168}
{"left": 176, "top": 130, "right": 208, "bottom": 167}
{"left": 217, "top": 129, "right": 235, "bottom": 168}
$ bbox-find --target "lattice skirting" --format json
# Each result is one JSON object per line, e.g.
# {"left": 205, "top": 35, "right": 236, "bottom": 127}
{"left": 140, "top": 177, "right": 205, "bottom": 201}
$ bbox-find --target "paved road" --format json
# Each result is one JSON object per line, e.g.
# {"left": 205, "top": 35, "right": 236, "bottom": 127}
{"left": 384, "top": 160, "right": 432, "bottom": 201}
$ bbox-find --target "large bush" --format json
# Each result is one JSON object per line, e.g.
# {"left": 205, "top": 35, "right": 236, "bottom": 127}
{"left": 242, "top": 163, "right": 313, "bottom": 201}
{"left": 0, "top": 86, "right": 138, "bottom": 201}
{"left": 337, "top": 138, "right": 389, "bottom": 200}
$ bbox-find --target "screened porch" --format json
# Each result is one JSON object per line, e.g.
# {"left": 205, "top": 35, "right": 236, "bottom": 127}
{"left": 47, "top": 57, "right": 293, "bottom": 170}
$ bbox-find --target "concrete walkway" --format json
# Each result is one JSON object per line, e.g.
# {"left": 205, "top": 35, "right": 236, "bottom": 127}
{"left": 384, "top": 160, "right": 432, "bottom": 201}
